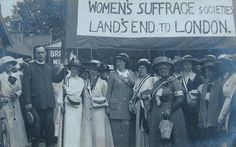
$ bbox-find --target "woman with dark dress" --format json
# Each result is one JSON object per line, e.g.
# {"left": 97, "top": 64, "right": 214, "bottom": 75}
{"left": 106, "top": 53, "right": 136, "bottom": 147}
{"left": 147, "top": 56, "right": 188, "bottom": 147}
{"left": 179, "top": 55, "right": 202, "bottom": 143}
{"left": 198, "top": 62, "right": 224, "bottom": 146}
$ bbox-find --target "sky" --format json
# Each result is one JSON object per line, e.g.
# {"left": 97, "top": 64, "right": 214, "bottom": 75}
{"left": 0, "top": 0, "right": 21, "bottom": 17}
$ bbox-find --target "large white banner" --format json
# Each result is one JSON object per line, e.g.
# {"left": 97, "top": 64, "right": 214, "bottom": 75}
{"left": 77, "top": 0, "right": 235, "bottom": 38}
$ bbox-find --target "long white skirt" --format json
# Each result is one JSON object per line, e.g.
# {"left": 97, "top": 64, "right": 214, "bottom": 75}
{"left": 63, "top": 101, "right": 82, "bottom": 147}
{"left": 1, "top": 99, "right": 28, "bottom": 147}
{"left": 81, "top": 107, "right": 114, "bottom": 147}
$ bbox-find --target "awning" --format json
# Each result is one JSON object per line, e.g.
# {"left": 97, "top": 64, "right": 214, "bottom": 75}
{"left": 6, "top": 33, "right": 32, "bottom": 56}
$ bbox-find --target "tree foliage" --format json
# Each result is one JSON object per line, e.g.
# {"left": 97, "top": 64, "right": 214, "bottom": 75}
{"left": 13, "top": 0, "right": 65, "bottom": 40}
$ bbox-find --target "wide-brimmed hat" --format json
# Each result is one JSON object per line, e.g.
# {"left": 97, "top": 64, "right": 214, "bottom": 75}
{"left": 68, "top": 62, "right": 82, "bottom": 69}
{"left": 172, "top": 56, "right": 182, "bottom": 65}
{"left": 84, "top": 60, "right": 103, "bottom": 71}
{"left": 215, "top": 54, "right": 231, "bottom": 66}
{"left": 200, "top": 62, "right": 218, "bottom": 76}
{"left": 114, "top": 53, "right": 130, "bottom": 66}
{"left": 26, "top": 107, "right": 39, "bottom": 125}
{"left": 180, "top": 55, "right": 199, "bottom": 65}
{"left": 152, "top": 56, "right": 173, "bottom": 70}
{"left": 201, "top": 55, "right": 217, "bottom": 65}
{"left": 136, "top": 58, "right": 151, "bottom": 70}
{"left": 101, "top": 64, "right": 114, "bottom": 72}
{"left": 1, "top": 56, "right": 17, "bottom": 66}
{"left": 201, "top": 62, "right": 216, "bottom": 70}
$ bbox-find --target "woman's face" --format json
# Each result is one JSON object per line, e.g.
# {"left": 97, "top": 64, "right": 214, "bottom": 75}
{"left": 158, "top": 64, "right": 171, "bottom": 78}
{"left": 5, "top": 62, "right": 14, "bottom": 73}
{"left": 138, "top": 65, "right": 148, "bottom": 77}
{"left": 183, "top": 61, "right": 193, "bottom": 72}
{"left": 89, "top": 69, "right": 99, "bottom": 78}
{"left": 116, "top": 59, "right": 126, "bottom": 69}
{"left": 70, "top": 67, "right": 79, "bottom": 77}
{"left": 205, "top": 67, "right": 215, "bottom": 80}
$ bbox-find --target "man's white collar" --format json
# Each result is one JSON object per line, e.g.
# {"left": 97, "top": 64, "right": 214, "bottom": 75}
{"left": 36, "top": 60, "right": 45, "bottom": 65}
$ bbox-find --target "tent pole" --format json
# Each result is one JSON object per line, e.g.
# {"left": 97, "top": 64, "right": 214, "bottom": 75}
{"left": 77, "top": 48, "right": 79, "bottom": 61}
{"left": 178, "top": 50, "right": 180, "bottom": 56}
{"left": 148, "top": 49, "right": 151, "bottom": 60}
{"left": 162, "top": 50, "right": 165, "bottom": 56}
{"left": 90, "top": 48, "right": 93, "bottom": 60}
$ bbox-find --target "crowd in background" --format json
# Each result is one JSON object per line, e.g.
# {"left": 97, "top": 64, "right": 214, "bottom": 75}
{"left": 0, "top": 45, "right": 236, "bottom": 147}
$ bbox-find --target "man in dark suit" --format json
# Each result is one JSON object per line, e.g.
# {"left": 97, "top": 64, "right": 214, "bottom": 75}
{"left": 22, "top": 45, "right": 67, "bottom": 147}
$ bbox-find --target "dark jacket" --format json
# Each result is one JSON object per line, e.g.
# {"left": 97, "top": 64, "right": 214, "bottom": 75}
{"left": 106, "top": 70, "right": 135, "bottom": 119}
{"left": 22, "top": 62, "right": 65, "bottom": 109}
{"left": 198, "top": 78, "right": 224, "bottom": 128}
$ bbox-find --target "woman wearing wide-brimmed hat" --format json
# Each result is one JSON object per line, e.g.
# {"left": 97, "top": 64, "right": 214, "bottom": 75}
{"left": 148, "top": 56, "right": 187, "bottom": 147}
{"left": 0, "top": 56, "right": 28, "bottom": 147}
{"left": 62, "top": 61, "right": 84, "bottom": 147}
{"left": 81, "top": 60, "right": 114, "bottom": 147}
{"left": 100, "top": 64, "right": 114, "bottom": 81}
{"left": 218, "top": 54, "right": 236, "bottom": 146}
{"left": 106, "top": 53, "right": 135, "bottom": 147}
{"left": 129, "top": 58, "right": 158, "bottom": 147}
{"left": 178, "top": 55, "right": 203, "bottom": 143}
{"left": 197, "top": 62, "right": 225, "bottom": 146}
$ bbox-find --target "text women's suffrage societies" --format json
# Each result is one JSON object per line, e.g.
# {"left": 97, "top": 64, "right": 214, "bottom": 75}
{"left": 76, "top": 0, "right": 235, "bottom": 37}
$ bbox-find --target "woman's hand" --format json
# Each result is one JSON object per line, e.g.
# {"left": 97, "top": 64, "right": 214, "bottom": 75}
{"left": 105, "top": 107, "right": 110, "bottom": 116}
{"left": 10, "top": 94, "right": 18, "bottom": 101}
{"left": 162, "top": 108, "right": 171, "bottom": 119}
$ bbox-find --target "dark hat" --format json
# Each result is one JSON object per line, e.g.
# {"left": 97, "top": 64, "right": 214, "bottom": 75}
{"left": 202, "top": 62, "right": 216, "bottom": 68}
{"left": 136, "top": 58, "right": 151, "bottom": 70}
{"left": 172, "top": 56, "right": 182, "bottom": 65}
{"left": 67, "top": 60, "right": 83, "bottom": 71}
{"left": 68, "top": 62, "right": 82, "bottom": 69}
{"left": 180, "top": 55, "right": 199, "bottom": 65}
{"left": 101, "top": 63, "right": 114, "bottom": 72}
{"left": 84, "top": 60, "right": 103, "bottom": 71}
{"left": 26, "top": 107, "right": 39, "bottom": 125}
{"left": 114, "top": 53, "right": 130, "bottom": 65}
{"left": 201, "top": 62, "right": 217, "bottom": 72}
{"left": 201, "top": 55, "right": 217, "bottom": 65}
{"left": 200, "top": 62, "right": 218, "bottom": 77}
{"left": 152, "top": 56, "right": 173, "bottom": 69}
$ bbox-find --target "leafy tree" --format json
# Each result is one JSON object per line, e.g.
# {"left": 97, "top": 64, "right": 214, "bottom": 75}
{"left": 13, "top": 0, "right": 65, "bottom": 40}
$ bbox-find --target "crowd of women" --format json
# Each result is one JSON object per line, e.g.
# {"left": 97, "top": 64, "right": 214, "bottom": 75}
{"left": 0, "top": 51, "right": 236, "bottom": 147}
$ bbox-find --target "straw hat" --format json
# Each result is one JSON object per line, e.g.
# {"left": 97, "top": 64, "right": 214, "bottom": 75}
{"left": 180, "top": 55, "right": 199, "bottom": 65}
{"left": 1, "top": 56, "right": 17, "bottom": 66}
{"left": 201, "top": 55, "right": 217, "bottom": 64}
{"left": 136, "top": 58, "right": 151, "bottom": 69}
{"left": 114, "top": 53, "right": 130, "bottom": 66}
{"left": 152, "top": 56, "right": 173, "bottom": 70}
{"left": 84, "top": 60, "right": 103, "bottom": 71}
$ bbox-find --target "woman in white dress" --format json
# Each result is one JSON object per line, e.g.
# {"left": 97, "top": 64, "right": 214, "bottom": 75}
{"left": 0, "top": 56, "right": 28, "bottom": 147}
{"left": 63, "top": 62, "right": 84, "bottom": 147}
{"left": 81, "top": 60, "right": 114, "bottom": 147}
